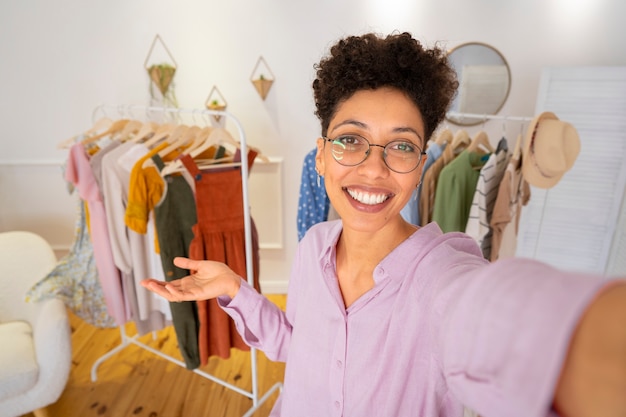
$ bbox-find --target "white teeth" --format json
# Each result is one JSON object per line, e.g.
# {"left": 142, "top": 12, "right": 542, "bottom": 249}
{"left": 347, "top": 189, "right": 389, "bottom": 205}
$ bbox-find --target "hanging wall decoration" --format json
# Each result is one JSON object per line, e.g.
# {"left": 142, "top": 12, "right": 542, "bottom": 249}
{"left": 144, "top": 34, "right": 178, "bottom": 107}
{"left": 205, "top": 85, "right": 228, "bottom": 126}
{"left": 250, "top": 56, "right": 275, "bottom": 100}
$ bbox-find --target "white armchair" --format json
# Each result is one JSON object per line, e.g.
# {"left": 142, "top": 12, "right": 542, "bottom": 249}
{"left": 0, "top": 231, "right": 72, "bottom": 417}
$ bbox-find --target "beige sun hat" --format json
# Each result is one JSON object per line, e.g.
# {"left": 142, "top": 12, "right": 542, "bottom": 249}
{"left": 522, "top": 111, "right": 581, "bottom": 189}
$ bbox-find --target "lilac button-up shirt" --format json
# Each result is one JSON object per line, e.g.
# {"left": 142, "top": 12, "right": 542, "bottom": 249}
{"left": 220, "top": 221, "right": 609, "bottom": 417}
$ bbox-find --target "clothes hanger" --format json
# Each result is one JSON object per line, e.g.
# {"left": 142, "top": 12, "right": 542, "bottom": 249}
{"left": 451, "top": 129, "right": 471, "bottom": 152}
{"left": 131, "top": 121, "right": 158, "bottom": 143}
{"left": 141, "top": 124, "right": 192, "bottom": 169}
{"left": 194, "top": 144, "right": 269, "bottom": 166}
{"left": 467, "top": 131, "right": 494, "bottom": 153}
{"left": 117, "top": 119, "right": 144, "bottom": 142}
{"left": 158, "top": 125, "right": 199, "bottom": 159}
{"left": 57, "top": 117, "right": 113, "bottom": 149}
{"left": 511, "top": 120, "right": 527, "bottom": 162}
{"left": 89, "top": 117, "right": 114, "bottom": 134}
{"left": 183, "top": 126, "right": 213, "bottom": 155}
{"left": 248, "top": 145, "right": 270, "bottom": 163}
{"left": 494, "top": 117, "right": 509, "bottom": 154}
{"left": 142, "top": 123, "right": 175, "bottom": 148}
{"left": 81, "top": 118, "right": 129, "bottom": 146}
{"left": 434, "top": 128, "right": 453, "bottom": 146}
{"left": 210, "top": 127, "right": 240, "bottom": 150}
{"left": 189, "top": 127, "right": 239, "bottom": 158}
{"left": 513, "top": 133, "right": 523, "bottom": 160}
{"left": 159, "top": 127, "right": 238, "bottom": 176}
{"left": 205, "top": 129, "right": 269, "bottom": 162}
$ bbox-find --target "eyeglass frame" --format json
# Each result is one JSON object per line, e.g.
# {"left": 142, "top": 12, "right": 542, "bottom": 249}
{"left": 322, "top": 135, "right": 427, "bottom": 174}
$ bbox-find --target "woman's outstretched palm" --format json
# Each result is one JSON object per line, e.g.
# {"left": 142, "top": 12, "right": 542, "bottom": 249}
{"left": 141, "top": 257, "right": 241, "bottom": 302}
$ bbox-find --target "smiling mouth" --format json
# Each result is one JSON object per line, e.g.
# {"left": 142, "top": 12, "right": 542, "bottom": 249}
{"left": 346, "top": 188, "right": 390, "bottom": 205}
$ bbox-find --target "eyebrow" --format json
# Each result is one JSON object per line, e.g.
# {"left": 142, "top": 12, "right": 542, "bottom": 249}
{"left": 331, "top": 119, "right": 424, "bottom": 141}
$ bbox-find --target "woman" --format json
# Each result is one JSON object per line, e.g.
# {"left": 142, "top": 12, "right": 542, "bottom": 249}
{"left": 142, "top": 32, "right": 626, "bottom": 416}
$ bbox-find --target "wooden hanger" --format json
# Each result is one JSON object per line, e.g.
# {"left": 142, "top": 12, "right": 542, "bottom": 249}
{"left": 467, "top": 131, "right": 494, "bottom": 153}
{"left": 434, "top": 129, "right": 453, "bottom": 146}
{"left": 142, "top": 124, "right": 192, "bottom": 169}
{"left": 57, "top": 117, "right": 113, "bottom": 149}
{"left": 209, "top": 127, "right": 240, "bottom": 150}
{"left": 451, "top": 129, "right": 471, "bottom": 152}
{"left": 81, "top": 119, "right": 129, "bottom": 146}
{"left": 194, "top": 144, "right": 269, "bottom": 167}
{"left": 248, "top": 145, "right": 270, "bottom": 163}
{"left": 184, "top": 127, "right": 234, "bottom": 159}
{"left": 89, "top": 117, "right": 114, "bottom": 134}
{"left": 183, "top": 126, "right": 213, "bottom": 155}
{"left": 142, "top": 123, "right": 175, "bottom": 148}
{"left": 158, "top": 125, "right": 199, "bottom": 159}
{"left": 513, "top": 133, "right": 523, "bottom": 160}
{"left": 131, "top": 121, "right": 158, "bottom": 143}
{"left": 117, "top": 119, "right": 144, "bottom": 142}
{"left": 159, "top": 127, "right": 238, "bottom": 176}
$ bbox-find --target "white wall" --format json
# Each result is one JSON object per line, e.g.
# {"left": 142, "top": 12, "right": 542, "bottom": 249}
{"left": 1, "top": 0, "right": 625, "bottom": 292}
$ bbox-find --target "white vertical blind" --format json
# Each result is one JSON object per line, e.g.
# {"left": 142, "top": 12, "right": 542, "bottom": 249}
{"left": 517, "top": 67, "right": 626, "bottom": 275}
{"left": 606, "top": 190, "right": 626, "bottom": 277}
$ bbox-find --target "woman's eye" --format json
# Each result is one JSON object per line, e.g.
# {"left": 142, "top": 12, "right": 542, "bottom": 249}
{"left": 338, "top": 135, "right": 361, "bottom": 145}
{"left": 334, "top": 135, "right": 367, "bottom": 152}
{"left": 391, "top": 141, "right": 417, "bottom": 153}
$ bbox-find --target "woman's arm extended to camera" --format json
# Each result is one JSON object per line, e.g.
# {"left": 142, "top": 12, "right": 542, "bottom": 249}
{"left": 553, "top": 282, "right": 626, "bottom": 417}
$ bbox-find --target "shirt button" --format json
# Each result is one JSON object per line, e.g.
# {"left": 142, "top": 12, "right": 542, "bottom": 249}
{"left": 334, "top": 401, "right": 341, "bottom": 409}
{"left": 336, "top": 360, "right": 343, "bottom": 368}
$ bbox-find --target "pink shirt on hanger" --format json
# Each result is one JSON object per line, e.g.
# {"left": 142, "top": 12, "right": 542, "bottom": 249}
{"left": 219, "top": 220, "right": 614, "bottom": 417}
{"left": 65, "top": 143, "right": 127, "bottom": 325}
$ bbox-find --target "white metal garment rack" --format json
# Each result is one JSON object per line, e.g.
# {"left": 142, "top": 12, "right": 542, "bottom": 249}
{"left": 88, "top": 104, "right": 282, "bottom": 416}
{"left": 446, "top": 111, "right": 533, "bottom": 123}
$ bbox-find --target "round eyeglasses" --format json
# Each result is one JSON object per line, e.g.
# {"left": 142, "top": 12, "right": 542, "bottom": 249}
{"left": 323, "top": 134, "right": 426, "bottom": 173}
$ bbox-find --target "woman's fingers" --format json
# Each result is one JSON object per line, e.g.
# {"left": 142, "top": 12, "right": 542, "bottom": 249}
{"left": 173, "top": 256, "right": 201, "bottom": 271}
{"left": 141, "top": 278, "right": 185, "bottom": 302}
{"left": 142, "top": 259, "right": 236, "bottom": 301}
{"left": 141, "top": 278, "right": 167, "bottom": 290}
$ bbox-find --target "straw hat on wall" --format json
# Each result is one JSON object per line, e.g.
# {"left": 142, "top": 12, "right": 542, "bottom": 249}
{"left": 522, "top": 111, "right": 581, "bottom": 189}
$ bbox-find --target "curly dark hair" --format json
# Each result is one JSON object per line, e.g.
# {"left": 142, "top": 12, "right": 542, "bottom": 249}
{"left": 312, "top": 32, "right": 458, "bottom": 143}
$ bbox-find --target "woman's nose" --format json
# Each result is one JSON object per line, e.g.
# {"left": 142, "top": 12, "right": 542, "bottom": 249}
{"left": 359, "top": 144, "right": 389, "bottom": 175}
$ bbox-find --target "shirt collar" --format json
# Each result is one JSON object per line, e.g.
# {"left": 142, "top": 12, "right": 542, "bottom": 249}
{"left": 317, "top": 221, "right": 445, "bottom": 284}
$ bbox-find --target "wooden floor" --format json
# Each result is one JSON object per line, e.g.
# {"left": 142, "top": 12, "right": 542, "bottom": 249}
{"left": 25, "top": 295, "right": 286, "bottom": 417}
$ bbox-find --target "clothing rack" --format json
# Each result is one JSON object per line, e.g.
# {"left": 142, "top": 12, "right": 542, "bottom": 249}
{"left": 446, "top": 111, "right": 534, "bottom": 123}
{"left": 87, "top": 104, "right": 282, "bottom": 416}
{"left": 446, "top": 110, "right": 556, "bottom": 262}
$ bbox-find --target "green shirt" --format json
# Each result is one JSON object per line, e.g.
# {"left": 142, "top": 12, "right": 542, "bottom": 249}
{"left": 432, "top": 150, "right": 487, "bottom": 233}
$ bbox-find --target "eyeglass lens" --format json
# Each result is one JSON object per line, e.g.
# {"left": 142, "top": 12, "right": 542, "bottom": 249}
{"left": 328, "top": 135, "right": 422, "bottom": 173}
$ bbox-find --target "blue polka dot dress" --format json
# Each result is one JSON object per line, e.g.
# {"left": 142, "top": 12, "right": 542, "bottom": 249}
{"left": 297, "top": 148, "right": 330, "bottom": 240}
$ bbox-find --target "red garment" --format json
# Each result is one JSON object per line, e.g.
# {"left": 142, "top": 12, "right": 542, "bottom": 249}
{"left": 181, "top": 151, "right": 261, "bottom": 363}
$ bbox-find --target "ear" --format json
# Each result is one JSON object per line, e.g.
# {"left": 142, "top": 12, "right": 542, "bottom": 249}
{"left": 315, "top": 137, "right": 326, "bottom": 175}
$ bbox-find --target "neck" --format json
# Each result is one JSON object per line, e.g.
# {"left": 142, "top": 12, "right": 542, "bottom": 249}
{"left": 337, "top": 217, "right": 417, "bottom": 273}
{"left": 335, "top": 217, "right": 417, "bottom": 308}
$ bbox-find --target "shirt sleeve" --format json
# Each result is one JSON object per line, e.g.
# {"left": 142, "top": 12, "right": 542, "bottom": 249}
{"left": 218, "top": 278, "right": 293, "bottom": 362}
{"left": 438, "top": 257, "right": 613, "bottom": 417}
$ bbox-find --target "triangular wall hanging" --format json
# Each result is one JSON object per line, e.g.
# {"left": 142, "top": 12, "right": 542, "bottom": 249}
{"left": 250, "top": 56, "right": 275, "bottom": 100}
{"left": 205, "top": 85, "right": 228, "bottom": 127}
{"left": 144, "top": 34, "right": 178, "bottom": 106}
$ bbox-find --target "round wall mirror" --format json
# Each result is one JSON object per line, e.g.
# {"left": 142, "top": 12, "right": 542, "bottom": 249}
{"left": 445, "top": 42, "right": 511, "bottom": 126}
